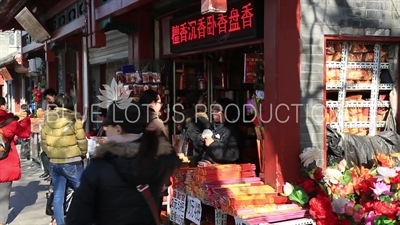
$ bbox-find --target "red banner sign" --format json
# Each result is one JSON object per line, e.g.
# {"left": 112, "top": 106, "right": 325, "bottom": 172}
{"left": 244, "top": 54, "right": 263, "bottom": 83}
{"left": 170, "top": 0, "right": 260, "bottom": 53}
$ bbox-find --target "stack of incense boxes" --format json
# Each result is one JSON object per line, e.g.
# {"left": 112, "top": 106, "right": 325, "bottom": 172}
{"left": 171, "top": 164, "right": 307, "bottom": 223}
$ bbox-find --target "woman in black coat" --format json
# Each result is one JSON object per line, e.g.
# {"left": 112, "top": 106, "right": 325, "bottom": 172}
{"left": 65, "top": 102, "right": 181, "bottom": 225}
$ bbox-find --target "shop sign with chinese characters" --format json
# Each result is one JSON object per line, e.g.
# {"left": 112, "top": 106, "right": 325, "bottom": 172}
{"left": 170, "top": 190, "right": 187, "bottom": 225}
{"left": 170, "top": 0, "right": 261, "bottom": 53}
{"left": 185, "top": 195, "right": 202, "bottom": 225}
{"left": 244, "top": 53, "right": 263, "bottom": 83}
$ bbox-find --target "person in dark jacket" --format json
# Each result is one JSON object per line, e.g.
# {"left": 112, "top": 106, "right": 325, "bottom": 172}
{"left": 65, "top": 101, "right": 181, "bottom": 225}
{"left": 39, "top": 88, "right": 57, "bottom": 180}
{"left": 201, "top": 98, "right": 241, "bottom": 164}
{"left": 180, "top": 93, "right": 211, "bottom": 167}
{"left": 86, "top": 108, "right": 107, "bottom": 137}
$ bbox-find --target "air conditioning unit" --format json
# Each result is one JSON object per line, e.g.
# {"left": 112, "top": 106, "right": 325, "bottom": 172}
{"left": 28, "top": 59, "right": 38, "bottom": 73}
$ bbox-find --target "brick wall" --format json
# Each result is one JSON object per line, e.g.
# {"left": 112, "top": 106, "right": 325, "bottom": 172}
{"left": 300, "top": 0, "right": 400, "bottom": 165}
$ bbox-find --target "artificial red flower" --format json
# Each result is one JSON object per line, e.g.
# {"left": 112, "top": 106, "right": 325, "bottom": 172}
{"left": 360, "top": 201, "right": 374, "bottom": 213}
{"left": 298, "top": 179, "right": 315, "bottom": 194}
{"left": 373, "top": 201, "right": 399, "bottom": 219}
{"left": 309, "top": 194, "right": 337, "bottom": 225}
{"left": 389, "top": 173, "right": 400, "bottom": 184}
{"left": 313, "top": 167, "right": 323, "bottom": 180}
{"left": 354, "top": 178, "right": 374, "bottom": 195}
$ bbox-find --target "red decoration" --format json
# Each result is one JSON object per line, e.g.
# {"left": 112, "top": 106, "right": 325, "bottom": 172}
{"left": 180, "top": 22, "right": 188, "bottom": 42}
{"left": 188, "top": 21, "right": 198, "bottom": 40}
{"left": 241, "top": 3, "right": 254, "bottom": 28}
{"left": 206, "top": 15, "right": 217, "bottom": 36}
{"left": 197, "top": 17, "right": 207, "bottom": 38}
{"left": 228, "top": 8, "right": 241, "bottom": 32}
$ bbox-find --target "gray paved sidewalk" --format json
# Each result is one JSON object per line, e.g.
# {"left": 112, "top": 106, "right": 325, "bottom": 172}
{"left": 7, "top": 159, "right": 52, "bottom": 225}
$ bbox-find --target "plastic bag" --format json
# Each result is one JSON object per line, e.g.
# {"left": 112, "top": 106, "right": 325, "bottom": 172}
{"left": 327, "top": 126, "right": 400, "bottom": 168}
{"left": 201, "top": 129, "right": 213, "bottom": 139}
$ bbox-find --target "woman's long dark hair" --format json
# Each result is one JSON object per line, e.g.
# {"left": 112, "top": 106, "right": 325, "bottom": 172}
{"left": 139, "top": 90, "right": 159, "bottom": 105}
{"left": 137, "top": 130, "right": 160, "bottom": 169}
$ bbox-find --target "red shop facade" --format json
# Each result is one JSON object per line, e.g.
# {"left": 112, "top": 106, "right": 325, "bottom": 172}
{"left": 157, "top": 0, "right": 302, "bottom": 190}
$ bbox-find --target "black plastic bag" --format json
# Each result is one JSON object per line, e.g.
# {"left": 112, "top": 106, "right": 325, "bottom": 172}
{"left": 326, "top": 126, "right": 344, "bottom": 165}
{"left": 327, "top": 126, "right": 400, "bottom": 168}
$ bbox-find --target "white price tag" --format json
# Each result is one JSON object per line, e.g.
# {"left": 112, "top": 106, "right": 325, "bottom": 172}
{"left": 215, "top": 209, "right": 227, "bottom": 225}
{"left": 171, "top": 191, "right": 186, "bottom": 225}
{"left": 185, "top": 195, "right": 202, "bottom": 225}
{"left": 234, "top": 216, "right": 249, "bottom": 225}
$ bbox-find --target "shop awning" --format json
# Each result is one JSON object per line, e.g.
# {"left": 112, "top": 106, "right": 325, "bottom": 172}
{"left": 0, "top": 73, "right": 4, "bottom": 85}
{"left": 99, "top": 17, "right": 137, "bottom": 34}
{"left": 0, "top": 51, "right": 17, "bottom": 68}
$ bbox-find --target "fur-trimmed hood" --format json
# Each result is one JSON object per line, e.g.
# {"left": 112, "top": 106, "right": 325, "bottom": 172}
{"left": 93, "top": 135, "right": 172, "bottom": 159}
{"left": 91, "top": 134, "right": 178, "bottom": 187}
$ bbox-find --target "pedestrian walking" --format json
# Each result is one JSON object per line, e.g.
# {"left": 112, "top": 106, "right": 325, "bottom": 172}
{"left": 0, "top": 97, "right": 31, "bottom": 225}
{"left": 41, "top": 93, "right": 87, "bottom": 225}
{"left": 66, "top": 101, "right": 181, "bottom": 225}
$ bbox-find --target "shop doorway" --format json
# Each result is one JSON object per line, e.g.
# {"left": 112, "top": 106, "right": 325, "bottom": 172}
{"left": 170, "top": 44, "right": 264, "bottom": 174}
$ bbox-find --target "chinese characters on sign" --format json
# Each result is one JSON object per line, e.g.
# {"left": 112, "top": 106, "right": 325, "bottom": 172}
{"left": 185, "top": 196, "right": 202, "bottom": 225}
{"left": 171, "top": 191, "right": 187, "bottom": 225}
{"left": 244, "top": 53, "right": 263, "bottom": 83}
{"left": 170, "top": 0, "right": 259, "bottom": 52}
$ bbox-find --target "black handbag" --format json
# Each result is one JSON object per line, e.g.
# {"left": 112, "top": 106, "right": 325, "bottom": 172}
{"left": 45, "top": 190, "right": 54, "bottom": 216}
{"left": 45, "top": 181, "right": 74, "bottom": 216}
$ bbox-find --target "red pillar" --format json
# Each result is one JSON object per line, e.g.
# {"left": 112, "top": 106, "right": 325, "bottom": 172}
{"left": 263, "top": 0, "right": 301, "bottom": 192}
{"left": 45, "top": 44, "right": 57, "bottom": 90}
{"left": 132, "top": 5, "right": 153, "bottom": 64}
{"left": 89, "top": 0, "right": 106, "bottom": 48}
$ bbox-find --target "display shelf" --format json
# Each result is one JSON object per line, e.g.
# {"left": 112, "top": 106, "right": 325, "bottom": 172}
{"left": 326, "top": 61, "right": 389, "bottom": 69}
{"left": 326, "top": 83, "right": 393, "bottom": 90}
{"left": 326, "top": 101, "right": 390, "bottom": 108}
{"left": 325, "top": 41, "right": 395, "bottom": 136}
{"left": 171, "top": 60, "right": 209, "bottom": 136}
{"left": 328, "top": 122, "right": 385, "bottom": 129}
